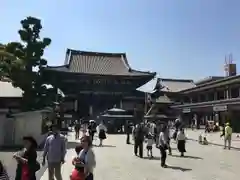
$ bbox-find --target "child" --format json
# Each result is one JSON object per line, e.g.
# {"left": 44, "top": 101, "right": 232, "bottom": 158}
{"left": 202, "top": 136, "right": 208, "bottom": 145}
{"left": 146, "top": 133, "right": 154, "bottom": 158}
{"left": 70, "top": 145, "right": 84, "bottom": 180}
{"left": 0, "top": 160, "right": 9, "bottom": 180}
{"left": 176, "top": 128, "right": 186, "bottom": 157}
{"left": 198, "top": 134, "right": 202, "bottom": 144}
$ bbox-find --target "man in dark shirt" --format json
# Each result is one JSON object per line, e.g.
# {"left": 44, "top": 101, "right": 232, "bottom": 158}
{"left": 88, "top": 121, "right": 97, "bottom": 141}
{"left": 74, "top": 121, "right": 80, "bottom": 139}
{"left": 134, "top": 123, "right": 144, "bottom": 158}
{"left": 125, "top": 121, "right": 131, "bottom": 144}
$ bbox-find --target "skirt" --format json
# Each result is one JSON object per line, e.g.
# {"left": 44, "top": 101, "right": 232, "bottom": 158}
{"left": 177, "top": 140, "right": 186, "bottom": 153}
{"left": 99, "top": 130, "right": 106, "bottom": 140}
{"left": 70, "top": 169, "right": 84, "bottom": 180}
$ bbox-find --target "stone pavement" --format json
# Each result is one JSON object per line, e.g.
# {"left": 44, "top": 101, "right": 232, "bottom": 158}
{"left": 40, "top": 132, "right": 240, "bottom": 180}
{"left": 185, "top": 129, "right": 240, "bottom": 149}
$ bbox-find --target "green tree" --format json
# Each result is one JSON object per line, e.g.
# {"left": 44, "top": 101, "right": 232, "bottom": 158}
{"left": 1, "top": 17, "right": 51, "bottom": 110}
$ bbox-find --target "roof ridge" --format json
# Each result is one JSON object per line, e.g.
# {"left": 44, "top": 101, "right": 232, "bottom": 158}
{"left": 180, "top": 74, "right": 240, "bottom": 92}
{"left": 120, "top": 53, "right": 131, "bottom": 70}
{"left": 47, "top": 65, "right": 68, "bottom": 68}
{"left": 160, "top": 78, "right": 194, "bottom": 83}
{"left": 67, "top": 48, "right": 126, "bottom": 57}
{"left": 130, "top": 69, "right": 156, "bottom": 75}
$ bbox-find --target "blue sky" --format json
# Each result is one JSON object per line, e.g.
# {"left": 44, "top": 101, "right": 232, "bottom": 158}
{"left": 1, "top": 0, "right": 240, "bottom": 80}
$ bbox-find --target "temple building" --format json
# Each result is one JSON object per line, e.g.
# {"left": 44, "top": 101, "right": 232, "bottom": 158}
{"left": 172, "top": 56, "right": 240, "bottom": 132}
{"left": 42, "top": 49, "right": 156, "bottom": 120}
{"left": 145, "top": 78, "right": 196, "bottom": 121}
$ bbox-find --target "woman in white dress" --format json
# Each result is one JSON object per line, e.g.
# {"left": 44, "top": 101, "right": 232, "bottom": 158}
{"left": 97, "top": 122, "right": 107, "bottom": 146}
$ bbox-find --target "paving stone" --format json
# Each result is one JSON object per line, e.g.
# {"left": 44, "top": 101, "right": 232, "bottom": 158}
{"left": 185, "top": 128, "right": 240, "bottom": 149}
{"left": 39, "top": 132, "right": 240, "bottom": 180}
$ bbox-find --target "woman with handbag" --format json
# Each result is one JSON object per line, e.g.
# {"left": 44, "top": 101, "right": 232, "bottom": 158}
{"left": 158, "top": 126, "right": 168, "bottom": 168}
{"left": 97, "top": 122, "right": 107, "bottom": 146}
{"left": 78, "top": 136, "right": 96, "bottom": 180}
{"left": 13, "top": 136, "right": 40, "bottom": 180}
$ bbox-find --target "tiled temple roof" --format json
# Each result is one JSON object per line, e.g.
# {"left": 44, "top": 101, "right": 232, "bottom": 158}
{"left": 46, "top": 49, "right": 156, "bottom": 77}
{"left": 160, "top": 78, "right": 196, "bottom": 92}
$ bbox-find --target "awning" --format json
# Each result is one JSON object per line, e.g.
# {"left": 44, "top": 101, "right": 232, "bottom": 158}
{"left": 108, "top": 108, "right": 126, "bottom": 112}
{"left": 101, "top": 114, "right": 134, "bottom": 118}
{"left": 136, "top": 77, "right": 158, "bottom": 93}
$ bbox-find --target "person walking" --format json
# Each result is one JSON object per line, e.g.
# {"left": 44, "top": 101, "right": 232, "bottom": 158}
{"left": 165, "top": 125, "right": 172, "bottom": 155}
{"left": 97, "top": 122, "right": 107, "bottom": 146}
{"left": 74, "top": 121, "right": 81, "bottom": 140}
{"left": 176, "top": 128, "right": 186, "bottom": 157}
{"left": 14, "top": 136, "right": 39, "bottom": 180}
{"left": 224, "top": 122, "right": 232, "bottom": 150}
{"left": 146, "top": 133, "right": 154, "bottom": 158}
{"left": 158, "top": 126, "right": 168, "bottom": 168}
{"left": 134, "top": 123, "right": 145, "bottom": 158}
{"left": 88, "top": 121, "right": 97, "bottom": 142}
{"left": 42, "top": 125, "right": 66, "bottom": 180}
{"left": 125, "top": 121, "right": 131, "bottom": 144}
{"left": 79, "top": 136, "right": 96, "bottom": 180}
{"left": 70, "top": 145, "right": 84, "bottom": 180}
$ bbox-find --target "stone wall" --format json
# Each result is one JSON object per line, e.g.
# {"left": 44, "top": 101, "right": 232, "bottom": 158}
{"left": 0, "top": 110, "right": 49, "bottom": 148}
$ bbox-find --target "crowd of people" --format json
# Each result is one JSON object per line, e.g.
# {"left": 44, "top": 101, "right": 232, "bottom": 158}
{"left": 130, "top": 119, "right": 186, "bottom": 167}
{"left": 0, "top": 117, "right": 234, "bottom": 180}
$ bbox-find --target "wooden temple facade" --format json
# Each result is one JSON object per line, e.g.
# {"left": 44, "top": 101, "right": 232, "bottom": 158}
{"left": 42, "top": 49, "right": 156, "bottom": 120}
{"left": 172, "top": 75, "right": 240, "bottom": 132}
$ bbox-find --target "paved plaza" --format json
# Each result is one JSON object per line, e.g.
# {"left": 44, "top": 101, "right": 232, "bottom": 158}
{"left": 38, "top": 131, "right": 240, "bottom": 180}
{"left": 186, "top": 129, "right": 240, "bottom": 149}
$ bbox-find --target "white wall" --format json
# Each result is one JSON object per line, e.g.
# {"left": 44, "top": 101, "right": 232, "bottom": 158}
{"left": 13, "top": 111, "right": 44, "bottom": 146}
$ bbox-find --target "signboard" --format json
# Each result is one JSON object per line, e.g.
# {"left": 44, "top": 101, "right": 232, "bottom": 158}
{"left": 213, "top": 105, "right": 227, "bottom": 112}
{"left": 64, "top": 78, "right": 132, "bottom": 85}
{"left": 182, "top": 108, "right": 191, "bottom": 113}
{"left": 79, "top": 91, "right": 124, "bottom": 95}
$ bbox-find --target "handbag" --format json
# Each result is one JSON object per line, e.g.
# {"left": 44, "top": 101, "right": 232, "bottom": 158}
{"left": 34, "top": 161, "right": 40, "bottom": 172}
{"left": 21, "top": 164, "right": 29, "bottom": 180}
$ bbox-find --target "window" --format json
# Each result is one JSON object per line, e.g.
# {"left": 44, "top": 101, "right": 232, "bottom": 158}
{"left": 208, "top": 92, "right": 214, "bottom": 101}
{"left": 217, "top": 90, "right": 224, "bottom": 100}
{"left": 230, "top": 87, "right": 239, "bottom": 98}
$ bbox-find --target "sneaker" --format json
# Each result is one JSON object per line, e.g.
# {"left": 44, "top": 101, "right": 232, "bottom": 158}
{"left": 161, "top": 164, "right": 167, "bottom": 168}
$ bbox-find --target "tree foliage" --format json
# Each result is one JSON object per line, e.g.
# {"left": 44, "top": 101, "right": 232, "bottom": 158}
{"left": 0, "top": 17, "right": 52, "bottom": 110}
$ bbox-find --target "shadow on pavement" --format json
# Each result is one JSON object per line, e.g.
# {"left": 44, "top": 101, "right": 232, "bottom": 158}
{"left": 170, "top": 154, "right": 203, "bottom": 160}
{"left": 142, "top": 156, "right": 161, "bottom": 160}
{"left": 166, "top": 165, "right": 192, "bottom": 172}
{"left": 188, "top": 138, "right": 240, "bottom": 151}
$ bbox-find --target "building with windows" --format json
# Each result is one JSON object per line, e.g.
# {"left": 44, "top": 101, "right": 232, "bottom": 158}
{"left": 172, "top": 59, "right": 240, "bottom": 132}
{"left": 42, "top": 49, "right": 156, "bottom": 120}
